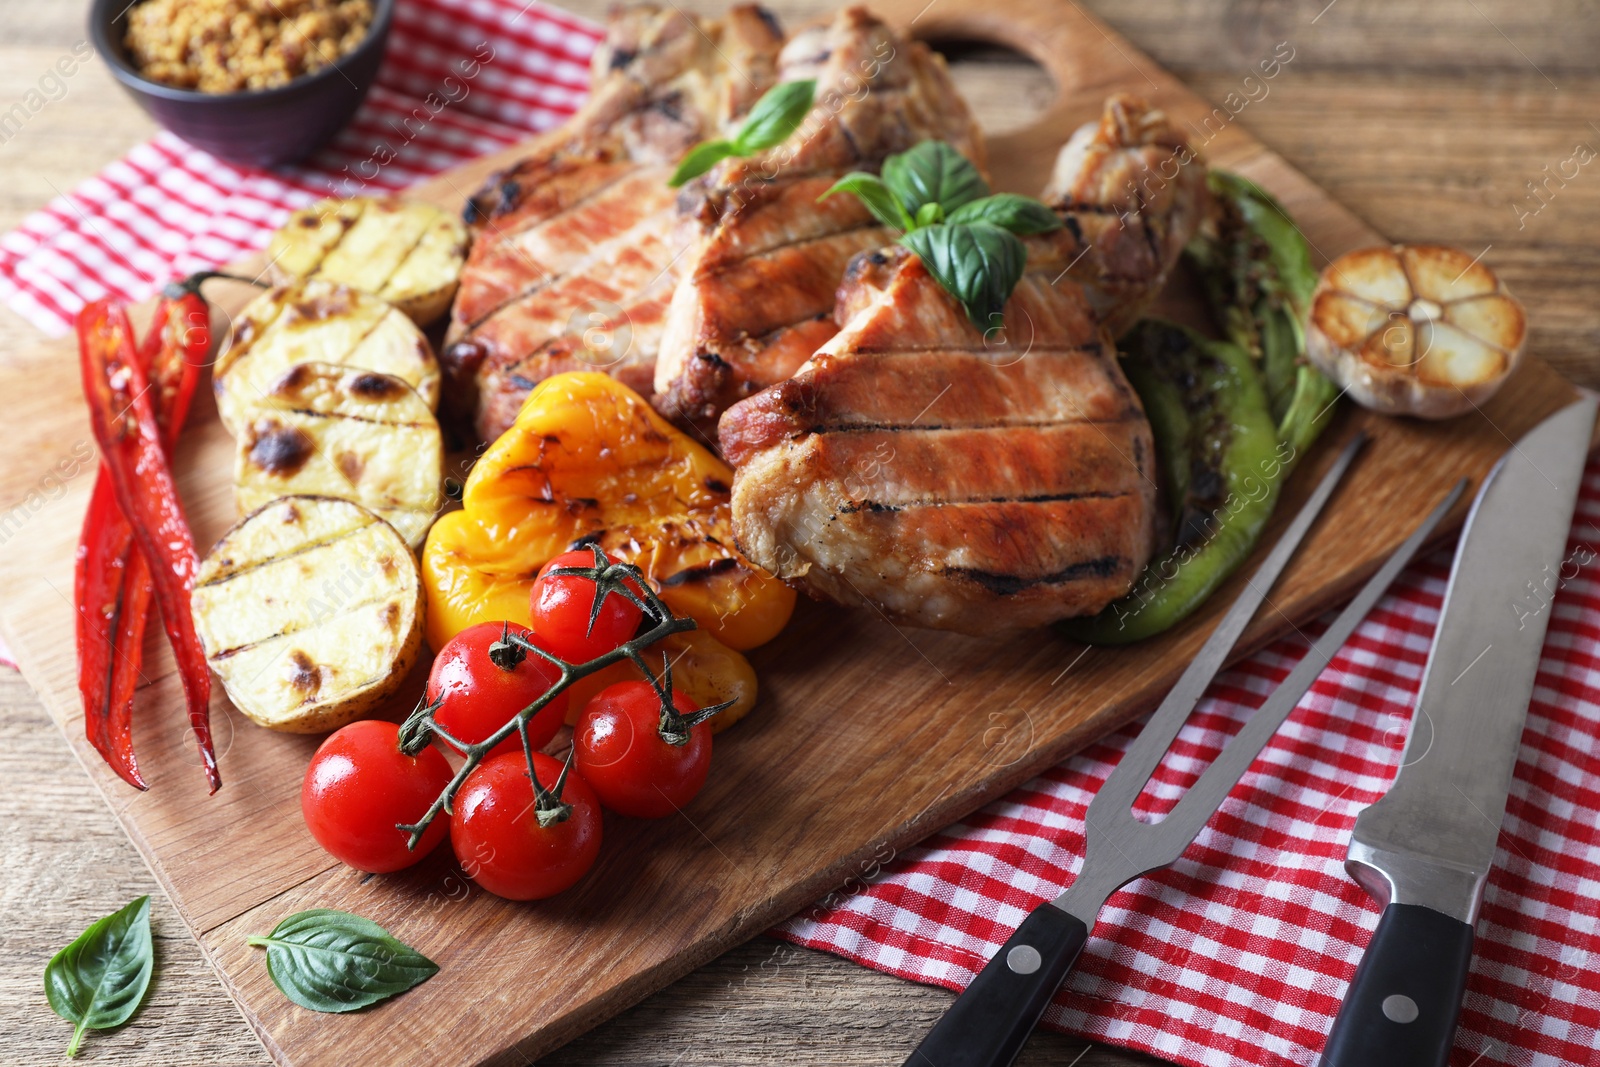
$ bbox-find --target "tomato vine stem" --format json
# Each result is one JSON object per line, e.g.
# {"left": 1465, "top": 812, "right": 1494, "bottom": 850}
{"left": 395, "top": 558, "right": 706, "bottom": 849}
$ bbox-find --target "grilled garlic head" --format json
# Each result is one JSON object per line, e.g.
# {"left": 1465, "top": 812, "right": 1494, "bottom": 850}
{"left": 1306, "top": 244, "right": 1525, "bottom": 420}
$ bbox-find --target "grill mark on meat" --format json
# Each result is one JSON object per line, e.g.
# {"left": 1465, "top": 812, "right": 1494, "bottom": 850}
{"left": 699, "top": 218, "right": 887, "bottom": 282}
{"left": 810, "top": 415, "right": 1146, "bottom": 434}
{"left": 461, "top": 174, "right": 670, "bottom": 333}
{"left": 836, "top": 490, "right": 1129, "bottom": 514}
{"left": 946, "top": 555, "right": 1127, "bottom": 596}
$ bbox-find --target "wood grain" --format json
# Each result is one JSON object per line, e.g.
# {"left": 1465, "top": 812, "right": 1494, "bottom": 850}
{"left": 2, "top": 1, "right": 1596, "bottom": 1065}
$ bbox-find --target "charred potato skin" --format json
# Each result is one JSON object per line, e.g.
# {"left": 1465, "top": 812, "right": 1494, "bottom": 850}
{"left": 192, "top": 496, "right": 424, "bottom": 734}
{"left": 266, "top": 197, "right": 469, "bottom": 327}
{"left": 214, "top": 278, "right": 441, "bottom": 435}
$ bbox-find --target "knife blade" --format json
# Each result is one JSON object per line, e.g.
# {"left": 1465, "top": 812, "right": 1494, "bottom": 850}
{"left": 1321, "top": 395, "right": 1598, "bottom": 1067}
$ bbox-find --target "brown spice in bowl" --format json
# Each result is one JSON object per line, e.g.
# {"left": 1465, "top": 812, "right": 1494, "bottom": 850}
{"left": 123, "top": 0, "right": 375, "bottom": 93}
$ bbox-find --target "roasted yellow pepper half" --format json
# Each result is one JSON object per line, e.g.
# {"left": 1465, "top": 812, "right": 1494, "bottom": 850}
{"left": 422, "top": 372, "right": 796, "bottom": 654}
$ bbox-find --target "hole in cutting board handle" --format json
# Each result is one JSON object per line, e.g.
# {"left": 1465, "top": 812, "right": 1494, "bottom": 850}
{"left": 919, "top": 36, "right": 1056, "bottom": 137}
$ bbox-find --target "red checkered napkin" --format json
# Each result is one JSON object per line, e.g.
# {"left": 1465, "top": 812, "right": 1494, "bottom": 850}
{"left": 0, "top": 0, "right": 600, "bottom": 333}
{"left": 8, "top": 6, "right": 1600, "bottom": 1064}
{"left": 777, "top": 463, "right": 1600, "bottom": 1067}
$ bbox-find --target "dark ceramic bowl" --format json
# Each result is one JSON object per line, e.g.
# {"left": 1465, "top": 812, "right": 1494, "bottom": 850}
{"left": 89, "top": 0, "right": 395, "bottom": 168}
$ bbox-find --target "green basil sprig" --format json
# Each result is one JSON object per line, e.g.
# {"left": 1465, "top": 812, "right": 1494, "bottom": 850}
{"left": 248, "top": 909, "right": 438, "bottom": 1013}
{"left": 45, "top": 895, "right": 154, "bottom": 1057}
{"left": 820, "top": 141, "right": 1062, "bottom": 328}
{"left": 669, "top": 79, "right": 818, "bottom": 187}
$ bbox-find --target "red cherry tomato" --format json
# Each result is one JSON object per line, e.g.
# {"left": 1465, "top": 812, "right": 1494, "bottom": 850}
{"left": 530, "top": 548, "right": 645, "bottom": 664}
{"left": 451, "top": 751, "right": 603, "bottom": 901}
{"left": 427, "top": 622, "right": 567, "bottom": 759}
{"left": 301, "top": 720, "right": 453, "bottom": 874}
{"left": 573, "top": 680, "right": 713, "bottom": 819}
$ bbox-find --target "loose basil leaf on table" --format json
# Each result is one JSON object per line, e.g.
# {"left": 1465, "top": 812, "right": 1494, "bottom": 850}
{"left": 819, "top": 172, "right": 914, "bottom": 231}
{"left": 669, "top": 79, "right": 818, "bottom": 186}
{"left": 900, "top": 222, "right": 1028, "bottom": 330}
{"left": 44, "top": 895, "right": 154, "bottom": 1058}
{"left": 882, "top": 140, "right": 989, "bottom": 216}
{"left": 946, "top": 193, "right": 1063, "bottom": 235}
{"left": 248, "top": 908, "right": 438, "bottom": 1013}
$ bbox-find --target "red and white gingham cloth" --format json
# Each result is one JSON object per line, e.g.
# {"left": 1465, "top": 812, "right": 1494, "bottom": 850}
{"left": 6, "top": 5, "right": 1600, "bottom": 1065}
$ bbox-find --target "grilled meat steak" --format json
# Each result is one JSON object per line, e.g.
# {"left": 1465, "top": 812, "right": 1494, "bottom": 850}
{"left": 1029, "top": 93, "right": 1208, "bottom": 337}
{"left": 651, "top": 7, "right": 984, "bottom": 431}
{"left": 720, "top": 246, "right": 1158, "bottom": 633}
{"left": 444, "top": 4, "right": 785, "bottom": 442}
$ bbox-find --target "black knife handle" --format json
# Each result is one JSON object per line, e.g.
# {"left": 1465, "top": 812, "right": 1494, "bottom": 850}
{"left": 1322, "top": 902, "right": 1476, "bottom": 1067}
{"left": 902, "top": 904, "right": 1089, "bottom": 1067}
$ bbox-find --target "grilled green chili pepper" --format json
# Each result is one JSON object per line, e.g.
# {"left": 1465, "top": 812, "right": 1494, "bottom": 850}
{"left": 1061, "top": 321, "right": 1286, "bottom": 644}
{"left": 1061, "top": 170, "right": 1339, "bottom": 644}
{"left": 1186, "top": 170, "right": 1339, "bottom": 457}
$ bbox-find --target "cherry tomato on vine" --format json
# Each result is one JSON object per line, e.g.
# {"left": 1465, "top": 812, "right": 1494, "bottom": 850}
{"left": 530, "top": 548, "right": 646, "bottom": 664}
{"left": 427, "top": 621, "right": 567, "bottom": 759}
{"left": 451, "top": 751, "right": 603, "bottom": 901}
{"left": 301, "top": 720, "right": 453, "bottom": 873}
{"left": 573, "top": 680, "right": 714, "bottom": 819}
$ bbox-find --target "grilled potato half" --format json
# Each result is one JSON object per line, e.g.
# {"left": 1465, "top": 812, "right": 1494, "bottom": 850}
{"left": 192, "top": 496, "right": 423, "bottom": 734}
{"left": 233, "top": 363, "right": 444, "bottom": 548}
{"left": 268, "top": 197, "right": 469, "bottom": 326}
{"left": 214, "top": 278, "right": 440, "bottom": 435}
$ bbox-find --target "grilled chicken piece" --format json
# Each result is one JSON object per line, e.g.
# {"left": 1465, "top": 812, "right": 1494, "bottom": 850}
{"left": 444, "top": 5, "right": 784, "bottom": 443}
{"left": 652, "top": 7, "right": 985, "bottom": 431}
{"left": 1029, "top": 93, "right": 1207, "bottom": 338}
{"left": 720, "top": 247, "right": 1157, "bottom": 633}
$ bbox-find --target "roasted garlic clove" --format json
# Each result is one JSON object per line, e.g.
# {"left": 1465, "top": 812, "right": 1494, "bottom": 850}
{"left": 1305, "top": 244, "right": 1525, "bottom": 419}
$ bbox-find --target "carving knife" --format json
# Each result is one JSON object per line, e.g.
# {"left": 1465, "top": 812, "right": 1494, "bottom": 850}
{"left": 1321, "top": 395, "right": 1598, "bottom": 1067}
{"left": 902, "top": 433, "right": 1470, "bottom": 1067}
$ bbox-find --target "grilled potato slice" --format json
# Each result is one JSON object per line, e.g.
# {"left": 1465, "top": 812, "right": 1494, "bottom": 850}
{"left": 192, "top": 496, "right": 423, "bottom": 734}
{"left": 268, "top": 197, "right": 469, "bottom": 325}
{"left": 214, "top": 278, "right": 440, "bottom": 435}
{"left": 1306, "top": 244, "right": 1526, "bottom": 419}
{"left": 233, "top": 363, "right": 443, "bottom": 548}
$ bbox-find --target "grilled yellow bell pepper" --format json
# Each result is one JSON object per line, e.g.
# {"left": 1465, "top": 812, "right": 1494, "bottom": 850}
{"left": 421, "top": 372, "right": 795, "bottom": 654}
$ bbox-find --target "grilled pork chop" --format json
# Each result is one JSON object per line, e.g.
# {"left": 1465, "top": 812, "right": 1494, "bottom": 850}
{"left": 1030, "top": 93, "right": 1208, "bottom": 337}
{"left": 651, "top": 7, "right": 984, "bottom": 431}
{"left": 720, "top": 246, "right": 1158, "bottom": 633}
{"left": 444, "top": 5, "right": 785, "bottom": 442}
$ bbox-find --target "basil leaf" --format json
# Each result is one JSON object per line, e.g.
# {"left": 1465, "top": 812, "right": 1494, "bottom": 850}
{"left": 882, "top": 141, "right": 989, "bottom": 217}
{"left": 899, "top": 222, "right": 1028, "bottom": 329}
{"left": 733, "top": 78, "right": 817, "bottom": 153}
{"left": 45, "top": 895, "right": 153, "bottom": 1057}
{"left": 914, "top": 201, "right": 944, "bottom": 228}
{"left": 946, "top": 193, "right": 1062, "bottom": 235}
{"left": 668, "top": 139, "right": 737, "bottom": 187}
{"left": 248, "top": 909, "right": 438, "bottom": 1013}
{"left": 819, "top": 172, "right": 913, "bottom": 231}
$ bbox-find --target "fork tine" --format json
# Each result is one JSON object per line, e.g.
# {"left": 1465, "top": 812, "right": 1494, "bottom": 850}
{"left": 1087, "top": 432, "right": 1368, "bottom": 820}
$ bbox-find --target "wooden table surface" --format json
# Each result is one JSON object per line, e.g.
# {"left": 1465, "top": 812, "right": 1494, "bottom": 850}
{"left": 3, "top": 0, "right": 1598, "bottom": 1064}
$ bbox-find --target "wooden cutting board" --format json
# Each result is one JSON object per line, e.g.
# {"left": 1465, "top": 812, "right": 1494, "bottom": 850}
{"left": 0, "top": 0, "right": 1580, "bottom": 1063}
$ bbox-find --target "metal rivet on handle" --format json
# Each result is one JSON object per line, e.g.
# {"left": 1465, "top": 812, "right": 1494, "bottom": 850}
{"left": 1006, "top": 945, "right": 1042, "bottom": 975}
{"left": 1382, "top": 994, "right": 1419, "bottom": 1024}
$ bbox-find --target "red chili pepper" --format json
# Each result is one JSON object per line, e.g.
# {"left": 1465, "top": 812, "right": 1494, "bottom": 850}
{"left": 76, "top": 289, "right": 209, "bottom": 790}
{"left": 76, "top": 295, "right": 216, "bottom": 792}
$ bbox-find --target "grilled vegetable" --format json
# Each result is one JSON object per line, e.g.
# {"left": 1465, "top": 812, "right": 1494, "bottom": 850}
{"left": 268, "top": 198, "right": 468, "bottom": 326}
{"left": 76, "top": 286, "right": 209, "bottom": 790}
{"left": 421, "top": 372, "right": 795, "bottom": 654}
{"left": 232, "top": 363, "right": 443, "bottom": 548}
{"left": 1186, "top": 170, "right": 1338, "bottom": 455}
{"left": 214, "top": 279, "right": 439, "bottom": 435}
{"left": 560, "top": 629, "right": 758, "bottom": 735}
{"left": 1306, "top": 243, "right": 1525, "bottom": 419}
{"left": 78, "top": 299, "right": 218, "bottom": 791}
{"left": 191, "top": 496, "right": 423, "bottom": 733}
{"left": 1061, "top": 321, "right": 1284, "bottom": 644}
